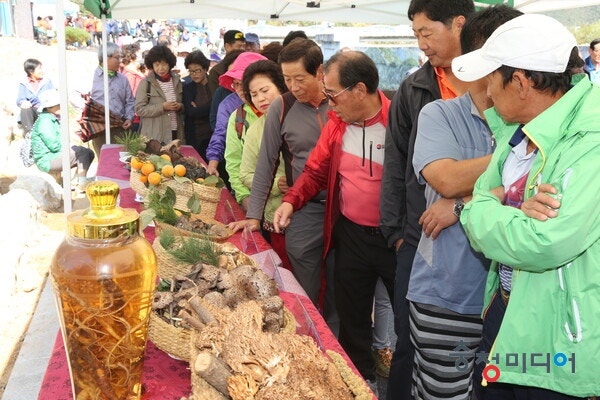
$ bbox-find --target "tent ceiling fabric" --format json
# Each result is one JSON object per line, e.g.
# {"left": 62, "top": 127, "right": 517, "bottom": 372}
{"left": 105, "top": 0, "right": 410, "bottom": 24}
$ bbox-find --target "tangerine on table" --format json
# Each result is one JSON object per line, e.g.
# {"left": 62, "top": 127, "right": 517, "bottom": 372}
{"left": 147, "top": 172, "right": 162, "bottom": 186}
{"left": 139, "top": 174, "right": 148, "bottom": 184}
{"left": 162, "top": 164, "right": 174, "bottom": 178}
{"left": 141, "top": 162, "right": 155, "bottom": 176}
{"left": 160, "top": 154, "right": 172, "bottom": 162}
{"left": 130, "top": 157, "right": 144, "bottom": 170}
{"left": 174, "top": 164, "right": 186, "bottom": 177}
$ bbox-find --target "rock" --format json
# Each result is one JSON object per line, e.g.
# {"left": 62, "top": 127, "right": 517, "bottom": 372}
{"left": 9, "top": 174, "right": 62, "bottom": 211}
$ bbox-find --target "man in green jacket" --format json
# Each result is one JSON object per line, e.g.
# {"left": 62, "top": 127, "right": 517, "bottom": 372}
{"left": 453, "top": 14, "right": 600, "bottom": 399}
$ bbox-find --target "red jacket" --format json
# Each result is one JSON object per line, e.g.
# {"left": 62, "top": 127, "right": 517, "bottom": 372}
{"left": 283, "top": 90, "right": 391, "bottom": 258}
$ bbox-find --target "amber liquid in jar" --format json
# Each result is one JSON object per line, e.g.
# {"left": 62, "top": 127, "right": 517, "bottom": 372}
{"left": 52, "top": 236, "right": 156, "bottom": 400}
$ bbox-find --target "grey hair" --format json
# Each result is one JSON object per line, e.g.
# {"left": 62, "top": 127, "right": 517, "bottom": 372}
{"left": 98, "top": 42, "right": 120, "bottom": 63}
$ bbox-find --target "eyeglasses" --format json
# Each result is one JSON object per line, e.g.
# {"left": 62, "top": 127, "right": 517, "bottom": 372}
{"left": 188, "top": 68, "right": 205, "bottom": 75}
{"left": 231, "top": 81, "right": 243, "bottom": 90}
{"left": 322, "top": 85, "right": 354, "bottom": 105}
{"left": 111, "top": 55, "right": 123, "bottom": 61}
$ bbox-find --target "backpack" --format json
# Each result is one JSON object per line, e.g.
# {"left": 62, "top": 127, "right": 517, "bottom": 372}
{"left": 20, "top": 132, "right": 35, "bottom": 167}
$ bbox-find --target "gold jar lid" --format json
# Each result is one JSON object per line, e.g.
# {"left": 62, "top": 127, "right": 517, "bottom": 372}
{"left": 67, "top": 180, "right": 140, "bottom": 239}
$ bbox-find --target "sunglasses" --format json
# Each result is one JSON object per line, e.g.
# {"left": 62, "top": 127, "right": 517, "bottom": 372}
{"left": 322, "top": 85, "right": 354, "bottom": 105}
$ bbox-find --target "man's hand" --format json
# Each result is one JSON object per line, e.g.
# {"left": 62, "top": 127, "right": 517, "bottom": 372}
{"left": 277, "top": 176, "right": 289, "bottom": 193}
{"left": 122, "top": 119, "right": 132, "bottom": 129}
{"left": 240, "top": 197, "right": 249, "bottom": 213}
{"left": 273, "top": 202, "right": 294, "bottom": 233}
{"left": 228, "top": 218, "right": 260, "bottom": 233}
{"left": 419, "top": 197, "right": 458, "bottom": 239}
{"left": 206, "top": 160, "right": 219, "bottom": 176}
{"left": 490, "top": 186, "right": 505, "bottom": 201}
{"left": 521, "top": 183, "right": 560, "bottom": 221}
{"left": 394, "top": 238, "right": 404, "bottom": 252}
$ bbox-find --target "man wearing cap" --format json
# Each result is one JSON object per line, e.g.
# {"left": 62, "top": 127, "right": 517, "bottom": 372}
{"left": 245, "top": 33, "right": 260, "bottom": 53}
{"left": 208, "top": 29, "right": 246, "bottom": 95}
{"left": 379, "top": 1, "right": 475, "bottom": 398}
{"left": 454, "top": 13, "right": 600, "bottom": 400}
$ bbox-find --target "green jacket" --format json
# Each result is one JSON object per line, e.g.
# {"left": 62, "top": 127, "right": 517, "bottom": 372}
{"left": 461, "top": 76, "right": 600, "bottom": 396}
{"left": 224, "top": 103, "right": 260, "bottom": 203}
{"left": 31, "top": 112, "right": 61, "bottom": 172}
{"left": 239, "top": 116, "right": 285, "bottom": 225}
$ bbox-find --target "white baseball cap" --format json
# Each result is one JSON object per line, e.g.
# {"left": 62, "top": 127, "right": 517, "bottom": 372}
{"left": 452, "top": 14, "right": 577, "bottom": 82}
{"left": 38, "top": 89, "right": 61, "bottom": 110}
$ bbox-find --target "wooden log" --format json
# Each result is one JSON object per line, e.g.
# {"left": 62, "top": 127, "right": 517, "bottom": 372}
{"left": 194, "top": 351, "right": 232, "bottom": 397}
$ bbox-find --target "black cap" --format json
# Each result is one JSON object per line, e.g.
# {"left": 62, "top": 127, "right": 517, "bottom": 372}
{"left": 223, "top": 30, "right": 245, "bottom": 45}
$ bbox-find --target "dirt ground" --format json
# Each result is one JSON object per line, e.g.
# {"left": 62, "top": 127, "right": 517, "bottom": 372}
{"left": 0, "top": 37, "right": 98, "bottom": 396}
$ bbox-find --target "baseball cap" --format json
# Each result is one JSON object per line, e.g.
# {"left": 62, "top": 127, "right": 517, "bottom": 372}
{"left": 452, "top": 14, "right": 577, "bottom": 82}
{"left": 245, "top": 32, "right": 260, "bottom": 44}
{"left": 219, "top": 52, "right": 267, "bottom": 90}
{"left": 223, "top": 30, "right": 245, "bottom": 45}
{"left": 38, "top": 89, "right": 61, "bottom": 110}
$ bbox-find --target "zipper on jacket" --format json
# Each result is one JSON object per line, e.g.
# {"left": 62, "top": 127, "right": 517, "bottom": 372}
{"left": 361, "top": 123, "right": 366, "bottom": 167}
{"left": 369, "top": 140, "right": 373, "bottom": 177}
{"left": 522, "top": 127, "right": 546, "bottom": 193}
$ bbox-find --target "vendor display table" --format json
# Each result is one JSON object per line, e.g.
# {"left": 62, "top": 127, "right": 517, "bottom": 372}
{"left": 37, "top": 144, "right": 365, "bottom": 399}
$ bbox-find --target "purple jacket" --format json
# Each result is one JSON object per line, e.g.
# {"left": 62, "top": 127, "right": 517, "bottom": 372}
{"left": 206, "top": 92, "right": 243, "bottom": 162}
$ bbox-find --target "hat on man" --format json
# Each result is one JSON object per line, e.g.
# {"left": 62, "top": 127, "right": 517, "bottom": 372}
{"left": 38, "top": 89, "right": 61, "bottom": 111}
{"left": 223, "top": 30, "right": 245, "bottom": 45}
{"left": 452, "top": 14, "right": 577, "bottom": 82}
{"left": 218, "top": 52, "right": 267, "bottom": 90}
{"left": 245, "top": 32, "right": 260, "bottom": 44}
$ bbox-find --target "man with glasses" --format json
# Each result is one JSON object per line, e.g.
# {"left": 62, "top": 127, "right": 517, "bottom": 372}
{"left": 89, "top": 42, "right": 135, "bottom": 155}
{"left": 231, "top": 39, "right": 338, "bottom": 335}
{"left": 272, "top": 51, "right": 395, "bottom": 393}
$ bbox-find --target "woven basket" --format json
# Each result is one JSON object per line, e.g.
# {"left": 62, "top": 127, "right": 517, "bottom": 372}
{"left": 130, "top": 169, "right": 221, "bottom": 218}
{"left": 149, "top": 312, "right": 191, "bottom": 361}
{"left": 155, "top": 219, "right": 234, "bottom": 243}
{"left": 152, "top": 237, "right": 258, "bottom": 279}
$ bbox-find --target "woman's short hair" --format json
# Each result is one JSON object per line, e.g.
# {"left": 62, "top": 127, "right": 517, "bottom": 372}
{"left": 23, "top": 58, "right": 42, "bottom": 77}
{"left": 242, "top": 60, "right": 288, "bottom": 106}
{"left": 184, "top": 50, "right": 210, "bottom": 70}
{"left": 144, "top": 44, "right": 177, "bottom": 70}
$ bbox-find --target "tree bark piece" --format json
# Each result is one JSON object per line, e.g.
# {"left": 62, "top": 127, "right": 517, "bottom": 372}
{"left": 194, "top": 351, "right": 233, "bottom": 397}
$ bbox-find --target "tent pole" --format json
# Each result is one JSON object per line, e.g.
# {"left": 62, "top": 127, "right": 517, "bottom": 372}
{"left": 102, "top": 15, "right": 111, "bottom": 145}
{"left": 56, "top": 0, "right": 72, "bottom": 213}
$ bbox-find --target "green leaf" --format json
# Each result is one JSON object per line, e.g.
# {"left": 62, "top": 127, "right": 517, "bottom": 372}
{"left": 139, "top": 209, "right": 156, "bottom": 230}
{"left": 203, "top": 175, "right": 219, "bottom": 187}
{"left": 187, "top": 193, "right": 201, "bottom": 214}
{"left": 163, "top": 187, "right": 177, "bottom": 207}
{"left": 173, "top": 175, "right": 191, "bottom": 184}
{"left": 157, "top": 278, "right": 171, "bottom": 292}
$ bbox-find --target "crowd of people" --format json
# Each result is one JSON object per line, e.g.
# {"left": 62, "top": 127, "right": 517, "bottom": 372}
{"left": 19, "top": 3, "right": 600, "bottom": 399}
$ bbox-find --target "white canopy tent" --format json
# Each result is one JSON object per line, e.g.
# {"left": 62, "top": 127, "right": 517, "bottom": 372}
{"left": 53, "top": 0, "right": 600, "bottom": 211}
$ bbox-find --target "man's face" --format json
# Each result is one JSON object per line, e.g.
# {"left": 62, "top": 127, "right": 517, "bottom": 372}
{"left": 322, "top": 65, "right": 358, "bottom": 123}
{"left": 107, "top": 52, "right": 122, "bottom": 72}
{"left": 411, "top": 12, "right": 463, "bottom": 68}
{"left": 486, "top": 71, "right": 520, "bottom": 123}
{"left": 281, "top": 60, "right": 323, "bottom": 104}
{"left": 591, "top": 44, "right": 600, "bottom": 64}
{"left": 225, "top": 40, "right": 246, "bottom": 53}
{"left": 246, "top": 42, "right": 260, "bottom": 52}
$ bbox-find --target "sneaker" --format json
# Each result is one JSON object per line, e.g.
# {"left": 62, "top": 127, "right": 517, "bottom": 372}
{"left": 372, "top": 347, "right": 392, "bottom": 378}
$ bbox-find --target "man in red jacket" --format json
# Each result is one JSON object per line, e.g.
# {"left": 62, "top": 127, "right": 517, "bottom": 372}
{"left": 273, "top": 50, "right": 395, "bottom": 390}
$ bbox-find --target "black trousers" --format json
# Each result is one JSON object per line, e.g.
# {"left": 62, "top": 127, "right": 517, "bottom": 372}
{"left": 386, "top": 241, "right": 416, "bottom": 400}
{"left": 333, "top": 214, "right": 395, "bottom": 381}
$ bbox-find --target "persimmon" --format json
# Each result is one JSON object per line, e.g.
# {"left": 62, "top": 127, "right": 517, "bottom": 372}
{"left": 174, "top": 164, "right": 186, "bottom": 177}
{"left": 162, "top": 164, "right": 174, "bottom": 178}
{"left": 141, "top": 162, "right": 155, "bottom": 176}
{"left": 130, "top": 157, "right": 144, "bottom": 170}
{"left": 139, "top": 174, "right": 148, "bottom": 184}
{"left": 160, "top": 154, "right": 172, "bottom": 162}
{"left": 148, "top": 172, "right": 162, "bottom": 186}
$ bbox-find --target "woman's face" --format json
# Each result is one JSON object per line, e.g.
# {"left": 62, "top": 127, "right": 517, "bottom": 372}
{"left": 248, "top": 74, "right": 281, "bottom": 113}
{"left": 187, "top": 63, "right": 207, "bottom": 84}
{"left": 152, "top": 60, "right": 170, "bottom": 76}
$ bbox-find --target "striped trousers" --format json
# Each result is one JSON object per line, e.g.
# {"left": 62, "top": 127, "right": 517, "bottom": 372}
{"left": 409, "top": 301, "right": 483, "bottom": 400}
